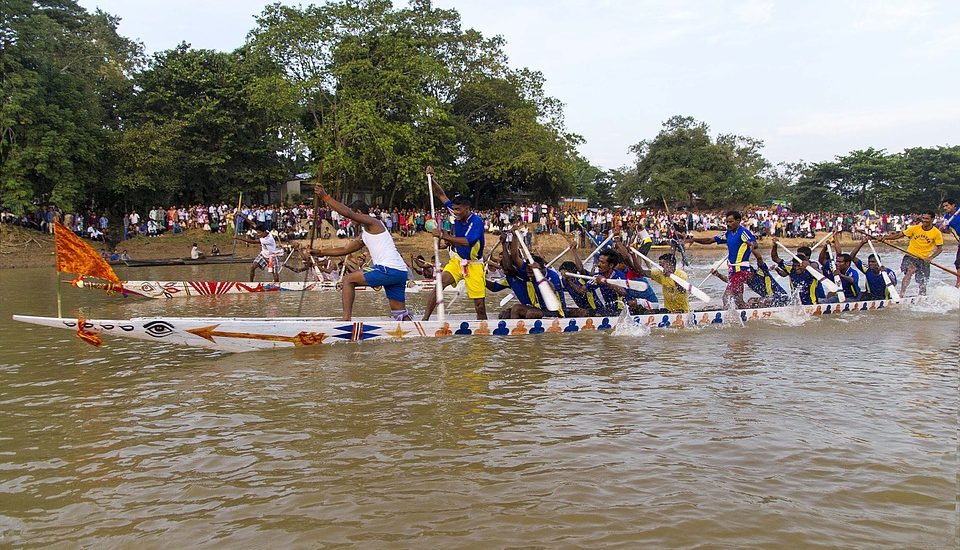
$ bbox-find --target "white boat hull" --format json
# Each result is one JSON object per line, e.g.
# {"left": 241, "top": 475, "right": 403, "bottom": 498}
{"left": 13, "top": 297, "right": 923, "bottom": 353}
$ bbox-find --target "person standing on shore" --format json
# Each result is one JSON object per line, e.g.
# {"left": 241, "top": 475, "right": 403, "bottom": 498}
{"left": 877, "top": 212, "right": 943, "bottom": 296}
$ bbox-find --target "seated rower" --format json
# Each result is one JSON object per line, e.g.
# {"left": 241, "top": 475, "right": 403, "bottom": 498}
{"left": 771, "top": 239, "right": 824, "bottom": 305}
{"left": 613, "top": 240, "right": 659, "bottom": 313}
{"left": 849, "top": 238, "right": 898, "bottom": 300}
{"left": 487, "top": 234, "right": 561, "bottom": 319}
{"left": 303, "top": 183, "right": 411, "bottom": 321}
{"left": 410, "top": 254, "right": 435, "bottom": 280}
{"left": 818, "top": 235, "right": 862, "bottom": 302}
{"left": 632, "top": 252, "right": 690, "bottom": 313}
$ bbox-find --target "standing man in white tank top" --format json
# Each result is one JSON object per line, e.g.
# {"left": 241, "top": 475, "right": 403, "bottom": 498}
{"left": 304, "top": 183, "right": 412, "bottom": 321}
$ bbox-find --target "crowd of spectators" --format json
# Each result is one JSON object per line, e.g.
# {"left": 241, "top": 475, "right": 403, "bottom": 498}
{"left": 1, "top": 201, "right": 944, "bottom": 247}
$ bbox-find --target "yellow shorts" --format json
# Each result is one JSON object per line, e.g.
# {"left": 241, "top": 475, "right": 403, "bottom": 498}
{"left": 442, "top": 258, "right": 486, "bottom": 299}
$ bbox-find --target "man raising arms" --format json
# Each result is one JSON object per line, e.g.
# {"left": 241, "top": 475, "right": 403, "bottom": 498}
{"left": 304, "top": 183, "right": 411, "bottom": 321}
{"left": 422, "top": 166, "right": 487, "bottom": 320}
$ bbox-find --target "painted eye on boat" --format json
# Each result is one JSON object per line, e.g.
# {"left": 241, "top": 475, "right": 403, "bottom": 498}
{"left": 143, "top": 321, "right": 175, "bottom": 337}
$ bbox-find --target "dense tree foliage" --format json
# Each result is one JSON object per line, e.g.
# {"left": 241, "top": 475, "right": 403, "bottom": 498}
{"left": 2, "top": 1, "right": 955, "bottom": 215}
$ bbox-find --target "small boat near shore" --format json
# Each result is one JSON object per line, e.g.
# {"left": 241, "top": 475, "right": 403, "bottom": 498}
{"left": 122, "top": 254, "right": 254, "bottom": 267}
{"left": 12, "top": 296, "right": 924, "bottom": 353}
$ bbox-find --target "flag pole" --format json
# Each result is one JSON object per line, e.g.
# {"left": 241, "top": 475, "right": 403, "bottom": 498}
{"left": 54, "top": 223, "right": 62, "bottom": 318}
{"left": 232, "top": 192, "right": 242, "bottom": 256}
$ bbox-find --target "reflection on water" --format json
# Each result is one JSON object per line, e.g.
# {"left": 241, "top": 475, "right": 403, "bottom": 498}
{"left": 0, "top": 249, "right": 957, "bottom": 547}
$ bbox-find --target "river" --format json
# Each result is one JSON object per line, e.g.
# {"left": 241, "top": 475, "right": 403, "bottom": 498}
{"left": 1, "top": 247, "right": 957, "bottom": 547}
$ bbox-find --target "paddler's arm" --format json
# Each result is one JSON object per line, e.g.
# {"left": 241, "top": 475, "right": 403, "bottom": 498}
{"left": 307, "top": 238, "right": 364, "bottom": 258}
{"left": 500, "top": 234, "right": 519, "bottom": 277}
{"left": 314, "top": 183, "right": 383, "bottom": 232}
{"left": 561, "top": 273, "right": 587, "bottom": 296}
{"left": 817, "top": 242, "right": 830, "bottom": 267}
{"left": 831, "top": 231, "right": 844, "bottom": 255}
{"left": 685, "top": 235, "right": 718, "bottom": 245}
{"left": 877, "top": 231, "right": 904, "bottom": 241}
{"left": 750, "top": 240, "right": 765, "bottom": 269}
{"left": 770, "top": 237, "right": 782, "bottom": 264}
{"left": 849, "top": 237, "right": 867, "bottom": 262}
{"left": 433, "top": 227, "right": 469, "bottom": 248}
{"left": 927, "top": 243, "right": 943, "bottom": 261}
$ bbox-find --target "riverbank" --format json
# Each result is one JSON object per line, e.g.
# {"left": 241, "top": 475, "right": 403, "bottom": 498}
{"left": 0, "top": 223, "right": 916, "bottom": 270}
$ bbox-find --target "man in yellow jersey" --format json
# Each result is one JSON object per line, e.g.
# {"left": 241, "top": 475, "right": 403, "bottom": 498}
{"left": 634, "top": 253, "right": 689, "bottom": 313}
{"left": 878, "top": 211, "right": 943, "bottom": 296}
{"left": 422, "top": 166, "right": 487, "bottom": 320}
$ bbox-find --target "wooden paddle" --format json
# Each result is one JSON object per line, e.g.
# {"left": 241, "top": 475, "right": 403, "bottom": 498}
{"left": 426, "top": 168, "right": 445, "bottom": 321}
{"left": 824, "top": 237, "right": 847, "bottom": 303}
{"left": 545, "top": 246, "right": 571, "bottom": 268}
{"left": 866, "top": 239, "right": 901, "bottom": 301}
{"left": 776, "top": 242, "right": 841, "bottom": 293}
{"left": 563, "top": 272, "right": 649, "bottom": 292}
{"left": 809, "top": 231, "right": 835, "bottom": 253}
{"left": 296, "top": 167, "right": 322, "bottom": 316}
{"left": 630, "top": 247, "right": 711, "bottom": 302}
{"left": 514, "top": 230, "right": 561, "bottom": 312}
{"left": 697, "top": 254, "right": 729, "bottom": 287}
{"left": 874, "top": 238, "right": 960, "bottom": 277}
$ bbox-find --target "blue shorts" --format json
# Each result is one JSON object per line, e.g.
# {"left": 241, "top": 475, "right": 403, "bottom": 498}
{"left": 363, "top": 265, "right": 408, "bottom": 302}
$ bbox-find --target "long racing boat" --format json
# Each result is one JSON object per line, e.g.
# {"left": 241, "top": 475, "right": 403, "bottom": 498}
{"left": 13, "top": 296, "right": 924, "bottom": 353}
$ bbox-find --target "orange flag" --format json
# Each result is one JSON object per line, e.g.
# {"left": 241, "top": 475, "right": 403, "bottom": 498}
{"left": 54, "top": 221, "right": 121, "bottom": 284}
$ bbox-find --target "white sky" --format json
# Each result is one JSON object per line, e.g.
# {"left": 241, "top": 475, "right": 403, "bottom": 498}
{"left": 78, "top": 0, "right": 960, "bottom": 169}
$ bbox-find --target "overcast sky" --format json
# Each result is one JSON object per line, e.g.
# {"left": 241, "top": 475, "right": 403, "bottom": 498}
{"left": 78, "top": 0, "right": 959, "bottom": 169}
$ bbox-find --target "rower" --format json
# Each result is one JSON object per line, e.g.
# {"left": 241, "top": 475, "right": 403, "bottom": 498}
{"left": 818, "top": 237, "right": 862, "bottom": 302}
{"left": 633, "top": 252, "right": 689, "bottom": 313}
{"left": 487, "top": 234, "right": 547, "bottom": 319}
{"left": 237, "top": 226, "right": 283, "bottom": 282}
{"left": 557, "top": 237, "right": 603, "bottom": 317}
{"left": 410, "top": 254, "right": 435, "bottom": 280}
{"left": 422, "top": 167, "right": 487, "bottom": 320}
{"left": 685, "top": 210, "right": 763, "bottom": 308}
{"left": 304, "top": 183, "right": 411, "bottom": 321}
{"left": 877, "top": 212, "right": 943, "bottom": 296}
{"left": 850, "top": 238, "right": 898, "bottom": 300}
{"left": 771, "top": 239, "right": 822, "bottom": 305}
{"left": 587, "top": 249, "right": 628, "bottom": 316}
{"left": 940, "top": 198, "right": 960, "bottom": 287}
{"left": 614, "top": 240, "right": 659, "bottom": 313}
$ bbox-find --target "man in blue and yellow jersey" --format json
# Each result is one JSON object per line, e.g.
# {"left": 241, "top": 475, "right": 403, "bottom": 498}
{"left": 941, "top": 198, "right": 960, "bottom": 287}
{"left": 879, "top": 212, "right": 943, "bottom": 296}
{"left": 850, "top": 238, "right": 898, "bottom": 300}
{"left": 422, "top": 166, "right": 486, "bottom": 320}
{"left": 686, "top": 210, "right": 764, "bottom": 308}
{"left": 771, "top": 240, "right": 822, "bottom": 305}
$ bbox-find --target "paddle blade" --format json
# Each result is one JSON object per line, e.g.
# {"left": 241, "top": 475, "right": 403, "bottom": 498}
{"left": 812, "top": 269, "right": 840, "bottom": 293}
{"left": 499, "top": 293, "right": 514, "bottom": 307}
{"left": 532, "top": 267, "right": 561, "bottom": 311}
{"left": 881, "top": 272, "right": 901, "bottom": 301}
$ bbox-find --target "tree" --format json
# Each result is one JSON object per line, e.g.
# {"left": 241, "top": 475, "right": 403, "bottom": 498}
{"left": 617, "top": 116, "right": 769, "bottom": 208}
{"left": 1, "top": 0, "right": 142, "bottom": 213}
{"left": 115, "top": 44, "right": 288, "bottom": 206}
